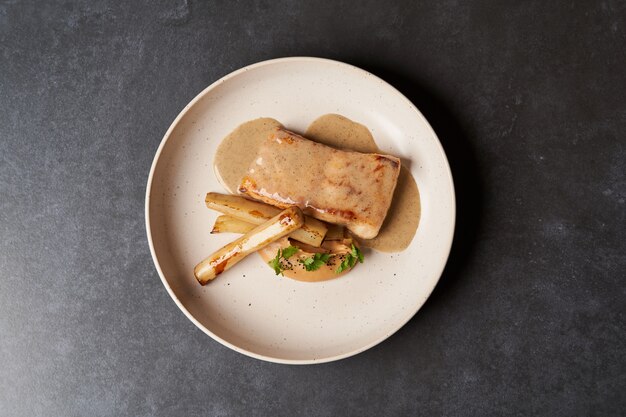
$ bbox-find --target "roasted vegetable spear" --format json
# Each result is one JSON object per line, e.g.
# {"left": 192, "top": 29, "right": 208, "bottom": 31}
{"left": 205, "top": 192, "right": 327, "bottom": 247}
{"left": 194, "top": 206, "right": 304, "bottom": 284}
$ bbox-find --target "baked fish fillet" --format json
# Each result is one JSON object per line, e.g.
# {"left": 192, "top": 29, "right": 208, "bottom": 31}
{"left": 238, "top": 128, "right": 400, "bottom": 239}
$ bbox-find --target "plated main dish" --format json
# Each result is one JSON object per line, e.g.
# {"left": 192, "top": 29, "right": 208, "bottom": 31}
{"left": 193, "top": 114, "right": 421, "bottom": 285}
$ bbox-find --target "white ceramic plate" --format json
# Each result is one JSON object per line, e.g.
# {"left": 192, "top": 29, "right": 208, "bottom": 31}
{"left": 146, "top": 57, "right": 455, "bottom": 364}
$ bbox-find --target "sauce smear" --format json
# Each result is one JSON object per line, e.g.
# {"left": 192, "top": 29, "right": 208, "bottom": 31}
{"left": 257, "top": 238, "right": 352, "bottom": 282}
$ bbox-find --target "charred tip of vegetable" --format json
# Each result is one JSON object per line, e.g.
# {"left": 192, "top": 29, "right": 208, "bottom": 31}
{"left": 194, "top": 266, "right": 211, "bottom": 286}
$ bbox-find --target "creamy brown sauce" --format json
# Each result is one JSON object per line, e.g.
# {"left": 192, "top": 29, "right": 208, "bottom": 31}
{"left": 214, "top": 118, "right": 283, "bottom": 194}
{"left": 213, "top": 114, "right": 421, "bottom": 258}
{"left": 305, "top": 114, "right": 379, "bottom": 153}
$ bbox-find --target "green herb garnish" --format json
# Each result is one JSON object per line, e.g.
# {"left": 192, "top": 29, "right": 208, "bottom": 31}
{"left": 335, "top": 244, "right": 364, "bottom": 273}
{"left": 281, "top": 245, "right": 299, "bottom": 260}
{"left": 300, "top": 252, "right": 331, "bottom": 271}
{"left": 268, "top": 250, "right": 283, "bottom": 275}
{"left": 268, "top": 245, "right": 299, "bottom": 275}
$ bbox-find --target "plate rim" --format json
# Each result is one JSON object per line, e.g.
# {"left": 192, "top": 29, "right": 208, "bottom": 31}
{"left": 145, "top": 56, "right": 456, "bottom": 364}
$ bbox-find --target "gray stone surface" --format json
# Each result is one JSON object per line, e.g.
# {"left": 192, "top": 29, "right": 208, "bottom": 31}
{"left": 1, "top": 0, "right": 624, "bottom": 415}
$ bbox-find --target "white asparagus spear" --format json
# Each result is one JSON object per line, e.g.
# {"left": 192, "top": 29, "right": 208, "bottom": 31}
{"left": 205, "top": 192, "right": 327, "bottom": 247}
{"left": 194, "top": 206, "right": 304, "bottom": 284}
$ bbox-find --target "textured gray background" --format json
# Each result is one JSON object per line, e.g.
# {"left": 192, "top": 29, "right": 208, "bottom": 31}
{"left": 1, "top": 0, "right": 625, "bottom": 416}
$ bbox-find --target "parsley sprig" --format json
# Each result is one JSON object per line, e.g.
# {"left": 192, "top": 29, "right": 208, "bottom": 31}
{"left": 268, "top": 245, "right": 299, "bottom": 275}
{"left": 300, "top": 252, "right": 331, "bottom": 271}
{"left": 335, "top": 244, "right": 364, "bottom": 273}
